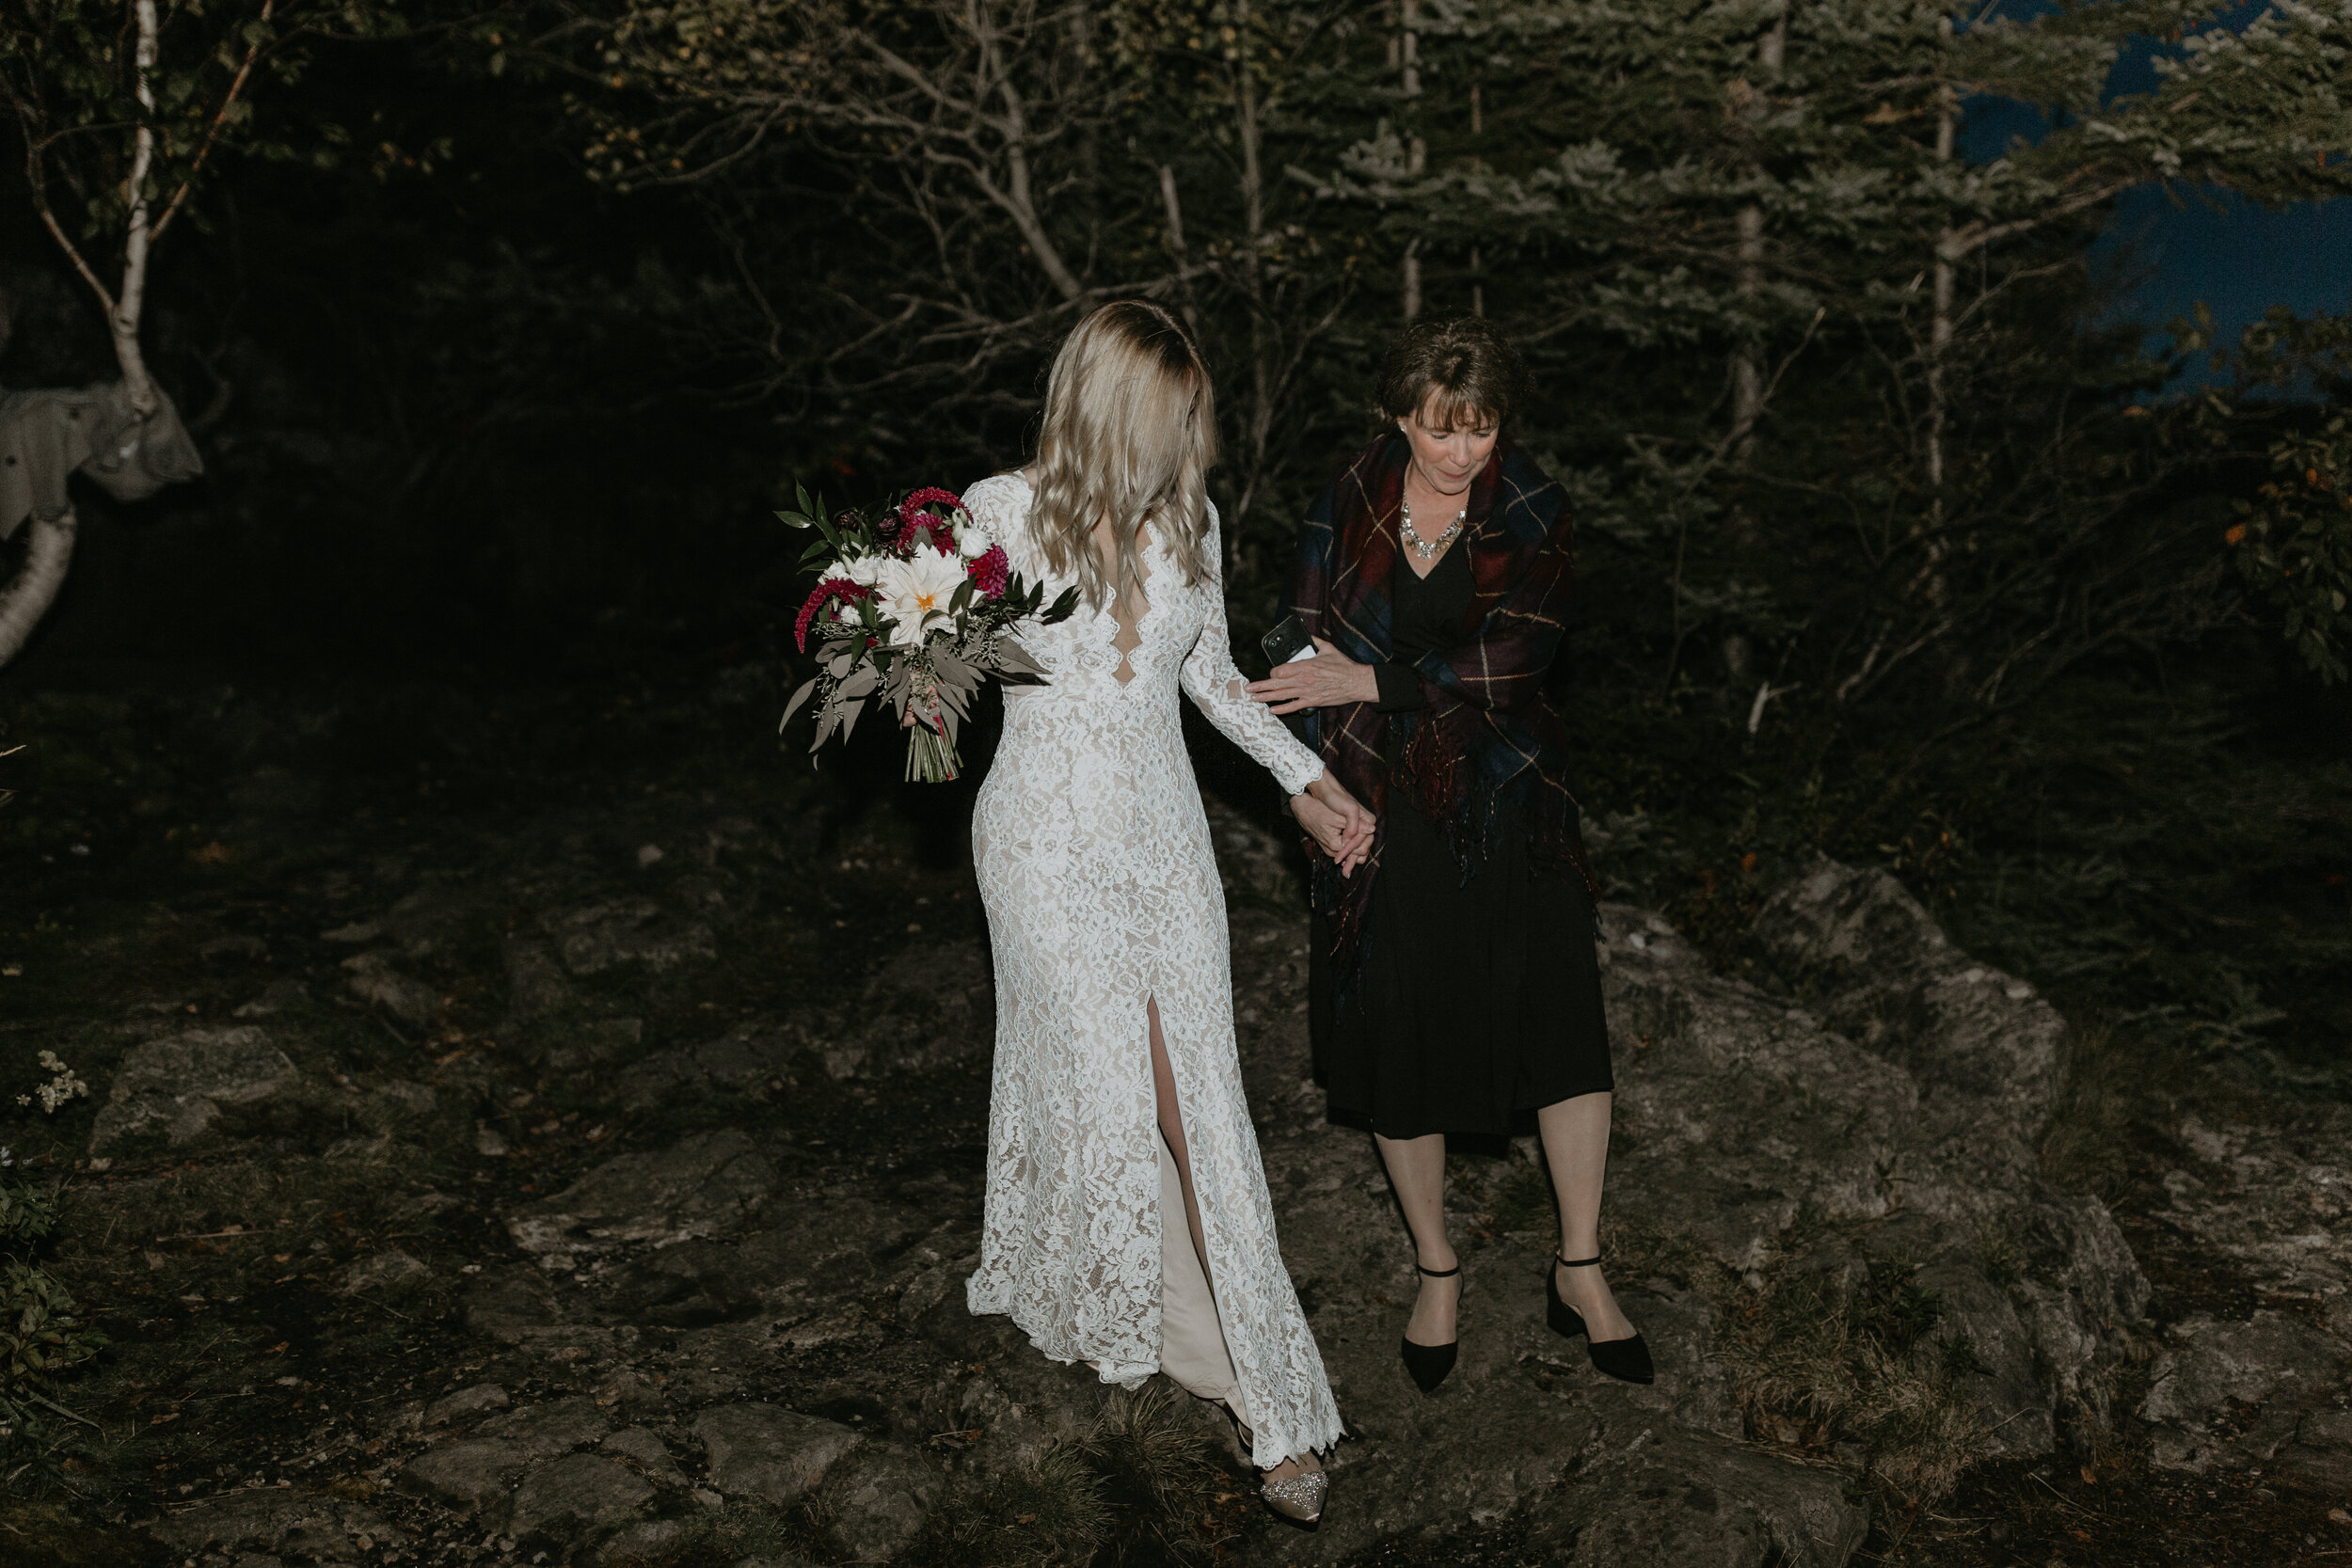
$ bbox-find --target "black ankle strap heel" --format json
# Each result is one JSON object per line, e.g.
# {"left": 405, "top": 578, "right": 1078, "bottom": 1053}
{"left": 1398, "top": 1259, "right": 1461, "bottom": 1395}
{"left": 1546, "top": 1253, "right": 1655, "bottom": 1386}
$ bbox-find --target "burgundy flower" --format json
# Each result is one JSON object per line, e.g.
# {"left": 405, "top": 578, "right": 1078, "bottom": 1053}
{"left": 898, "top": 486, "right": 963, "bottom": 528}
{"left": 899, "top": 521, "right": 955, "bottom": 558}
{"left": 794, "top": 578, "right": 870, "bottom": 652}
{"left": 898, "top": 487, "right": 965, "bottom": 555}
{"left": 967, "top": 544, "right": 1009, "bottom": 598}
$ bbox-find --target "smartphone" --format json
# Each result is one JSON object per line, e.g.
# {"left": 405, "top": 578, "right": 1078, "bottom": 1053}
{"left": 1261, "top": 613, "right": 1317, "bottom": 666}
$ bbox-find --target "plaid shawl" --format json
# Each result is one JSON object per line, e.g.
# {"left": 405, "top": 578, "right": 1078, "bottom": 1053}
{"left": 1291, "top": 431, "right": 1598, "bottom": 984}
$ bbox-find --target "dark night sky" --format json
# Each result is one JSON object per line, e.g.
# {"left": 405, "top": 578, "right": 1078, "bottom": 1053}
{"left": 2092, "top": 188, "right": 2352, "bottom": 381}
{"left": 1964, "top": 2, "right": 2350, "bottom": 389}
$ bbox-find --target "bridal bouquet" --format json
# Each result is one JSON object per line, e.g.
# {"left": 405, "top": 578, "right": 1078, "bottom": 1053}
{"left": 779, "top": 484, "right": 1077, "bottom": 783}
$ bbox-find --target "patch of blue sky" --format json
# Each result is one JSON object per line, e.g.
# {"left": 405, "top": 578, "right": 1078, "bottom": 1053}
{"left": 1955, "top": 1, "right": 2347, "bottom": 392}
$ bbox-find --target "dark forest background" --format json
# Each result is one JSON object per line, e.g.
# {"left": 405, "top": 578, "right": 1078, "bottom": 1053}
{"left": 4, "top": 0, "right": 2349, "bottom": 1084}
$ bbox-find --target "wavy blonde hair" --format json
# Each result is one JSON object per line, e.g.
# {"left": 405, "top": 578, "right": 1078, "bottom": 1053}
{"left": 1029, "top": 300, "right": 1216, "bottom": 611}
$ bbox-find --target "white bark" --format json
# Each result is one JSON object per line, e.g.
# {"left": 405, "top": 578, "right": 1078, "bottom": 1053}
{"left": 1924, "top": 16, "right": 1957, "bottom": 608}
{"left": 1470, "top": 83, "right": 1483, "bottom": 317}
{"left": 1400, "top": 0, "right": 1423, "bottom": 320}
{"left": 115, "top": 0, "right": 163, "bottom": 415}
{"left": 1234, "top": 3, "right": 1274, "bottom": 558}
{"left": 976, "top": 25, "right": 1083, "bottom": 303}
{"left": 0, "top": 507, "right": 79, "bottom": 666}
{"left": 1159, "top": 164, "right": 1188, "bottom": 259}
{"left": 1745, "top": 677, "right": 1799, "bottom": 736}
{"left": 1722, "top": 7, "right": 1784, "bottom": 685}
{"left": 1730, "top": 200, "right": 1766, "bottom": 450}
{"left": 1728, "top": 6, "right": 1785, "bottom": 456}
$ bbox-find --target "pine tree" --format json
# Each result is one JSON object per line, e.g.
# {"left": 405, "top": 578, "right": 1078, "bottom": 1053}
{"left": 1327, "top": 0, "right": 2352, "bottom": 726}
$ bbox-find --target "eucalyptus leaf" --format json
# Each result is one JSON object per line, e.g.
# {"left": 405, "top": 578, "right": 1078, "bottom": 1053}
{"left": 780, "top": 676, "right": 819, "bottom": 732}
{"left": 996, "top": 637, "right": 1045, "bottom": 677}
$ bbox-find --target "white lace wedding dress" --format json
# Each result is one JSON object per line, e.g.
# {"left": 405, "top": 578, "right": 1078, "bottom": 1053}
{"left": 960, "top": 471, "right": 1344, "bottom": 1467}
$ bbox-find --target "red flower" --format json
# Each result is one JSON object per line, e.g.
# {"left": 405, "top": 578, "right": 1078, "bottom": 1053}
{"left": 899, "top": 522, "right": 957, "bottom": 557}
{"left": 898, "top": 486, "right": 963, "bottom": 527}
{"left": 795, "top": 578, "right": 870, "bottom": 652}
{"left": 898, "top": 487, "right": 965, "bottom": 556}
{"left": 967, "top": 544, "right": 1009, "bottom": 599}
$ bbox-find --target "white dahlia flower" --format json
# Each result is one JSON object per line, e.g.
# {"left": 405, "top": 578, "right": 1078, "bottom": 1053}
{"left": 878, "top": 551, "right": 970, "bottom": 644}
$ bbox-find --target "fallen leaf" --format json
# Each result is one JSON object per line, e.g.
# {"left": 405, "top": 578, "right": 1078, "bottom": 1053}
{"left": 2079, "top": 1465, "right": 2095, "bottom": 1484}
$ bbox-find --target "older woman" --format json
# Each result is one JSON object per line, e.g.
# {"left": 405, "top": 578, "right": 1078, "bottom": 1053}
{"left": 1248, "top": 317, "right": 1650, "bottom": 1392}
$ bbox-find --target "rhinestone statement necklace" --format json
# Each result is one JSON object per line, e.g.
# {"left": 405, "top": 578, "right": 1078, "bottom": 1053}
{"left": 1400, "top": 498, "right": 1466, "bottom": 562}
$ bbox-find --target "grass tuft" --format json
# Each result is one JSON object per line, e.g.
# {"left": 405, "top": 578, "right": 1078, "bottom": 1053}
{"left": 901, "top": 1383, "right": 1229, "bottom": 1568}
{"left": 902, "top": 1442, "right": 1114, "bottom": 1567}
{"left": 1720, "top": 1250, "right": 1988, "bottom": 1507}
{"left": 601, "top": 1499, "right": 815, "bottom": 1568}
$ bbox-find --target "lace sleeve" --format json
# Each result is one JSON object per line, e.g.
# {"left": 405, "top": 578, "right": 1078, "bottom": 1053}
{"left": 961, "top": 472, "right": 1038, "bottom": 578}
{"left": 1181, "top": 505, "right": 1326, "bottom": 797}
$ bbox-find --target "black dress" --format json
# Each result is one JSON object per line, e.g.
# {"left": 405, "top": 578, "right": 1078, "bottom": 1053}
{"left": 1308, "top": 544, "right": 1613, "bottom": 1140}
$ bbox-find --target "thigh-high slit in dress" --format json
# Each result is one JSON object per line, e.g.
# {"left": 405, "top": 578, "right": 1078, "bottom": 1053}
{"left": 961, "top": 471, "right": 1344, "bottom": 1468}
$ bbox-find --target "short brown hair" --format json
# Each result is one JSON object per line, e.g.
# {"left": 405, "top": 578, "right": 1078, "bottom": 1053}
{"left": 1374, "top": 317, "right": 1528, "bottom": 431}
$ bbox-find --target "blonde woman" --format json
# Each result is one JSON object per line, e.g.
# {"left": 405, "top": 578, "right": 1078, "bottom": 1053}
{"left": 961, "top": 300, "right": 1367, "bottom": 1524}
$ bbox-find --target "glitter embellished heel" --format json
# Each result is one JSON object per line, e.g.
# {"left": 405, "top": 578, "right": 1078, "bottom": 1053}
{"left": 1226, "top": 1410, "right": 1328, "bottom": 1528}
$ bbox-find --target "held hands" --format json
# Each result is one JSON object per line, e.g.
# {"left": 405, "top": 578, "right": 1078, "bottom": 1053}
{"left": 1291, "top": 772, "right": 1375, "bottom": 878}
{"left": 1248, "top": 639, "right": 1382, "bottom": 715}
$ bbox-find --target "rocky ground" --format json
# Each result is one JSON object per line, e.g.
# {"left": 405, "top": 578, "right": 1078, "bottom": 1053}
{"left": 0, "top": 671, "right": 2347, "bottom": 1568}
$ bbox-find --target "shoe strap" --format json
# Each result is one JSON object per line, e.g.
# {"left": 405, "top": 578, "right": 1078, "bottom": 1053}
{"left": 1555, "top": 1253, "right": 1602, "bottom": 1268}
{"left": 1416, "top": 1260, "right": 1462, "bottom": 1278}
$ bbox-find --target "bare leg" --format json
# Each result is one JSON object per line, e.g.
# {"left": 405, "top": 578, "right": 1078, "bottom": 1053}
{"left": 1536, "top": 1090, "right": 1635, "bottom": 1341}
{"left": 1149, "top": 998, "right": 1213, "bottom": 1300}
{"left": 1149, "top": 998, "right": 1320, "bottom": 1483}
{"left": 1373, "top": 1132, "right": 1460, "bottom": 1346}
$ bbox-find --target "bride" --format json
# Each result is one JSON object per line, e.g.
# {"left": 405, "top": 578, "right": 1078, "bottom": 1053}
{"left": 960, "top": 300, "right": 1370, "bottom": 1524}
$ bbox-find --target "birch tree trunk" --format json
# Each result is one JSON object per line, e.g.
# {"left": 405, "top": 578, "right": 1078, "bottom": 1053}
{"left": 0, "top": 0, "right": 163, "bottom": 665}
{"left": 1727, "top": 6, "right": 1784, "bottom": 462}
{"left": 1722, "top": 3, "right": 1785, "bottom": 685}
{"left": 1232, "top": 0, "right": 1273, "bottom": 560}
{"left": 0, "top": 509, "right": 78, "bottom": 665}
{"left": 1923, "top": 14, "right": 1957, "bottom": 611}
{"left": 1469, "top": 82, "right": 1482, "bottom": 317}
{"left": 113, "top": 0, "right": 163, "bottom": 414}
{"left": 1399, "top": 0, "right": 1423, "bottom": 321}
